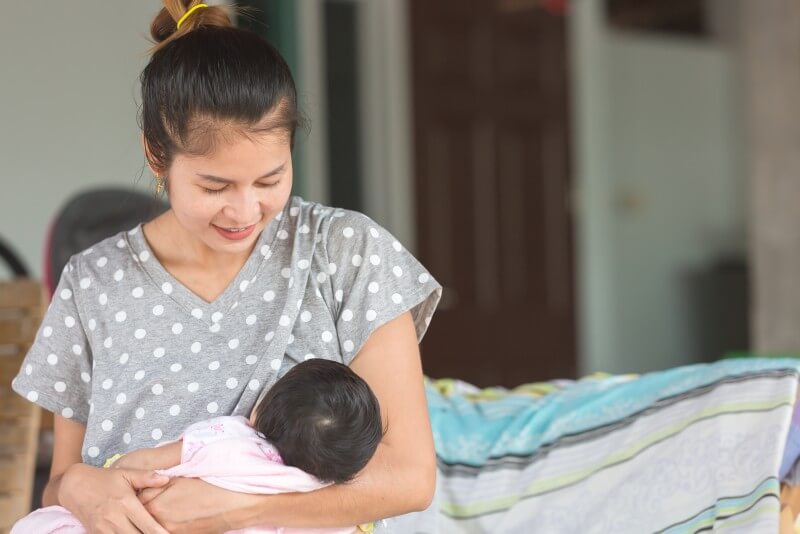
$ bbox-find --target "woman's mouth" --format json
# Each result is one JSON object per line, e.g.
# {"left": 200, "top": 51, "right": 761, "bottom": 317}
{"left": 213, "top": 224, "right": 257, "bottom": 241}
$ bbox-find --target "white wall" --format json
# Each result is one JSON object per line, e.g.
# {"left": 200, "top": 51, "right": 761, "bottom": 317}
{"left": 571, "top": 1, "right": 746, "bottom": 374}
{"left": 0, "top": 1, "right": 232, "bottom": 281}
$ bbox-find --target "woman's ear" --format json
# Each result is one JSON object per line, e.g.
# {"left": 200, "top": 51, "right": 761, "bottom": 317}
{"left": 141, "top": 132, "right": 163, "bottom": 176}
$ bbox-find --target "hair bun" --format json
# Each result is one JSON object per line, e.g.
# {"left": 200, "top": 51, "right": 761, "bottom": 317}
{"left": 149, "top": 1, "right": 235, "bottom": 53}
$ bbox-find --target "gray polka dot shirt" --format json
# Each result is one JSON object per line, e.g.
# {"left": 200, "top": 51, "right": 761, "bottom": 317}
{"left": 12, "top": 196, "right": 442, "bottom": 466}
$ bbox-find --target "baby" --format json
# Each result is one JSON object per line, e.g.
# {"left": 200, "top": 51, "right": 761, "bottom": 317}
{"left": 12, "top": 359, "right": 384, "bottom": 534}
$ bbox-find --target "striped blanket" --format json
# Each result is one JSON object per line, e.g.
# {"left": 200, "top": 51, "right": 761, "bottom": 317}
{"left": 395, "top": 358, "right": 800, "bottom": 533}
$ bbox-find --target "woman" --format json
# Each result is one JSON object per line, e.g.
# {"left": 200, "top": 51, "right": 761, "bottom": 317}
{"left": 11, "top": 1, "right": 442, "bottom": 532}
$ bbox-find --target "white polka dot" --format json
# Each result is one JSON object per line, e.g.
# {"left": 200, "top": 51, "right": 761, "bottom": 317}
{"left": 352, "top": 255, "right": 363, "bottom": 267}
{"left": 98, "top": 293, "right": 108, "bottom": 305}
{"left": 304, "top": 353, "right": 315, "bottom": 361}
{"left": 368, "top": 282, "right": 380, "bottom": 293}
{"left": 152, "top": 428, "right": 163, "bottom": 440}
{"left": 279, "top": 315, "right": 290, "bottom": 326}
{"left": 342, "top": 309, "right": 353, "bottom": 321}
{"left": 393, "top": 266, "right": 403, "bottom": 277}
{"left": 270, "top": 358, "right": 282, "bottom": 370}
{"left": 191, "top": 342, "right": 201, "bottom": 354}
{"left": 25, "top": 364, "right": 32, "bottom": 375}
{"left": 248, "top": 379, "right": 260, "bottom": 390}
{"left": 298, "top": 259, "right": 310, "bottom": 270}
{"left": 42, "top": 326, "right": 53, "bottom": 338}
{"left": 418, "top": 273, "right": 430, "bottom": 284}
{"left": 131, "top": 287, "right": 144, "bottom": 298}
{"left": 136, "top": 407, "right": 145, "bottom": 419}
{"left": 263, "top": 290, "right": 275, "bottom": 302}
{"left": 366, "top": 309, "right": 377, "bottom": 321}
{"left": 392, "top": 293, "right": 403, "bottom": 304}
{"left": 96, "top": 257, "right": 108, "bottom": 267}
{"left": 210, "top": 322, "right": 221, "bottom": 333}
{"left": 265, "top": 331, "right": 275, "bottom": 342}
{"left": 128, "top": 226, "right": 139, "bottom": 235}
{"left": 228, "top": 338, "right": 240, "bottom": 349}
{"left": 79, "top": 277, "right": 91, "bottom": 289}
{"left": 103, "top": 336, "right": 113, "bottom": 348}
{"left": 170, "top": 363, "right": 182, "bottom": 372}
{"left": 226, "top": 377, "right": 238, "bottom": 389}
{"left": 88, "top": 447, "right": 99, "bottom": 458}
{"left": 134, "top": 370, "right": 145, "bottom": 380}
{"left": 370, "top": 255, "right": 381, "bottom": 266}
{"left": 329, "top": 263, "right": 338, "bottom": 275}
{"left": 208, "top": 361, "right": 220, "bottom": 371}
{"left": 139, "top": 250, "right": 150, "bottom": 262}
{"left": 191, "top": 308, "right": 203, "bottom": 319}
{"left": 281, "top": 268, "right": 291, "bottom": 279}
{"left": 297, "top": 299, "right": 303, "bottom": 309}
{"left": 88, "top": 319, "right": 96, "bottom": 331}
{"left": 322, "top": 331, "right": 333, "bottom": 342}
{"left": 393, "top": 240, "right": 402, "bottom": 252}
{"left": 54, "top": 382, "right": 66, "bottom": 393}
{"left": 116, "top": 239, "right": 125, "bottom": 249}
{"left": 172, "top": 323, "right": 183, "bottom": 334}
{"left": 239, "top": 280, "right": 249, "bottom": 292}
{"left": 212, "top": 311, "right": 223, "bottom": 322}
{"left": 81, "top": 372, "right": 91, "bottom": 383}
{"left": 169, "top": 405, "right": 181, "bottom": 416}
{"left": 102, "top": 378, "right": 113, "bottom": 390}
{"left": 60, "top": 289, "right": 72, "bottom": 300}
{"left": 47, "top": 353, "right": 58, "bottom": 365}
{"left": 300, "top": 224, "right": 312, "bottom": 234}
{"left": 65, "top": 316, "right": 76, "bottom": 328}
{"left": 119, "top": 353, "right": 129, "bottom": 365}
{"left": 26, "top": 390, "right": 38, "bottom": 402}
{"left": 344, "top": 340, "right": 355, "bottom": 352}
{"left": 246, "top": 314, "right": 257, "bottom": 325}
{"left": 113, "top": 269, "right": 124, "bottom": 282}
{"left": 115, "top": 310, "right": 127, "bottom": 322}
{"left": 290, "top": 206, "right": 300, "bottom": 217}
{"left": 151, "top": 384, "right": 163, "bottom": 395}
{"left": 134, "top": 329, "right": 146, "bottom": 339}
{"left": 288, "top": 334, "right": 295, "bottom": 344}
{"left": 153, "top": 347, "right": 165, "bottom": 359}
{"left": 116, "top": 393, "right": 126, "bottom": 404}
{"left": 335, "top": 289, "right": 343, "bottom": 302}
{"left": 153, "top": 305, "right": 164, "bottom": 316}
{"left": 289, "top": 277, "right": 294, "bottom": 288}
{"left": 207, "top": 402, "right": 219, "bottom": 414}
{"left": 316, "top": 272, "right": 327, "bottom": 284}
{"left": 187, "top": 382, "right": 199, "bottom": 392}
{"left": 343, "top": 227, "right": 354, "bottom": 238}
{"left": 246, "top": 355, "right": 258, "bottom": 365}
{"left": 62, "top": 407, "right": 74, "bottom": 418}
{"left": 102, "top": 420, "right": 113, "bottom": 432}
{"left": 277, "top": 229, "right": 289, "bottom": 240}
{"left": 123, "top": 433, "right": 131, "bottom": 444}
{"left": 301, "top": 311, "right": 312, "bottom": 322}
{"left": 315, "top": 288, "right": 323, "bottom": 298}
{"left": 261, "top": 244, "right": 271, "bottom": 257}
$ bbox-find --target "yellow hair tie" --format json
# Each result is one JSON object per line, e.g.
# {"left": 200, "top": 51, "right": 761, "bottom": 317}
{"left": 177, "top": 3, "right": 209, "bottom": 30}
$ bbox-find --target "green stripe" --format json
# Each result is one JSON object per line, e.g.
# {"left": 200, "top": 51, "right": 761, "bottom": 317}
{"left": 440, "top": 397, "right": 792, "bottom": 518}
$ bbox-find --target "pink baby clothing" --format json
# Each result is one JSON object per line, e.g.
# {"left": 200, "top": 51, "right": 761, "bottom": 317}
{"left": 12, "top": 416, "right": 358, "bottom": 534}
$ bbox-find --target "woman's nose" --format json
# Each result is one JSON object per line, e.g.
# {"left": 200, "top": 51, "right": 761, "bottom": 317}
{"left": 222, "top": 189, "right": 260, "bottom": 223}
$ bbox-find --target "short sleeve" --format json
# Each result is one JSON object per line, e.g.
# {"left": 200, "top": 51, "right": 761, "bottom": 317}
{"left": 325, "top": 210, "right": 442, "bottom": 365}
{"left": 11, "top": 257, "right": 93, "bottom": 423}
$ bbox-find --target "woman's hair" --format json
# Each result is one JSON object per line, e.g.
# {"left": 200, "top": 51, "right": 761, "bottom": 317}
{"left": 140, "top": 0, "right": 304, "bottom": 175}
{"left": 253, "top": 359, "right": 384, "bottom": 484}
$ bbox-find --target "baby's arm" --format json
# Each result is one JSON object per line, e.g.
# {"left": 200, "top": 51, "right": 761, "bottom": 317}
{"left": 111, "top": 441, "right": 183, "bottom": 471}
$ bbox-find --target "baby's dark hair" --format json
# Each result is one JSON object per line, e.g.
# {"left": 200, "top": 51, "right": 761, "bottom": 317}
{"left": 253, "top": 359, "right": 383, "bottom": 484}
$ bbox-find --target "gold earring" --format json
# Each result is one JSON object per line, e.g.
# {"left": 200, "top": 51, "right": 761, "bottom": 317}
{"left": 155, "top": 174, "right": 165, "bottom": 194}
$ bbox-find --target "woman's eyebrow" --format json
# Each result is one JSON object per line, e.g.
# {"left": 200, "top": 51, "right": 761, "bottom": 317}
{"left": 197, "top": 163, "right": 286, "bottom": 184}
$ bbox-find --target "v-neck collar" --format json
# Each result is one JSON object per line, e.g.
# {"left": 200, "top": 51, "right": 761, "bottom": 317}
{"left": 127, "top": 200, "right": 290, "bottom": 322}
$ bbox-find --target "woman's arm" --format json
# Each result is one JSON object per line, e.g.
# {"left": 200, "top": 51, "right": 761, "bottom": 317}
{"left": 42, "top": 414, "right": 85, "bottom": 507}
{"left": 142, "top": 311, "right": 436, "bottom": 531}
{"left": 113, "top": 441, "right": 183, "bottom": 471}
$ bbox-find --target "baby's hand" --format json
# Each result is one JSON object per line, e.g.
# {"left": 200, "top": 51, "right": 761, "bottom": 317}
{"left": 112, "top": 442, "right": 183, "bottom": 471}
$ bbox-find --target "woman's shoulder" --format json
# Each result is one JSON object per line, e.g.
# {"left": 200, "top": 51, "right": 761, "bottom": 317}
{"left": 58, "top": 224, "right": 143, "bottom": 285}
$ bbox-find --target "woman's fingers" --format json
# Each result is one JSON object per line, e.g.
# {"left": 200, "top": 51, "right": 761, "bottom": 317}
{"left": 123, "top": 469, "right": 171, "bottom": 491}
{"left": 138, "top": 485, "right": 167, "bottom": 506}
{"left": 126, "top": 499, "right": 171, "bottom": 534}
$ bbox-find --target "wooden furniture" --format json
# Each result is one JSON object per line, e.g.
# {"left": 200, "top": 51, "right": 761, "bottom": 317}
{"left": 0, "top": 279, "right": 46, "bottom": 533}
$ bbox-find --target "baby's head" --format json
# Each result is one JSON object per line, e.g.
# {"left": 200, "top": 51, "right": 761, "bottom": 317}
{"left": 252, "top": 358, "right": 383, "bottom": 484}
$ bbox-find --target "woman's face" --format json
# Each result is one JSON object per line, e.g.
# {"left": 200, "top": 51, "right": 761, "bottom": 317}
{"left": 157, "top": 130, "right": 293, "bottom": 257}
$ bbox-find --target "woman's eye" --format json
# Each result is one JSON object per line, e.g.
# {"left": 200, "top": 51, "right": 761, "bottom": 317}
{"left": 202, "top": 186, "right": 227, "bottom": 195}
{"left": 257, "top": 181, "right": 280, "bottom": 188}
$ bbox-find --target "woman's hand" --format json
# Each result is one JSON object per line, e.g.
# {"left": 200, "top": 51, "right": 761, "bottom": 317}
{"left": 139, "top": 477, "right": 265, "bottom": 533}
{"left": 59, "top": 462, "right": 171, "bottom": 534}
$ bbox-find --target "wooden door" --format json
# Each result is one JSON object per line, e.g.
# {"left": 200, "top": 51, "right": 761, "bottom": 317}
{"left": 410, "top": 0, "right": 576, "bottom": 387}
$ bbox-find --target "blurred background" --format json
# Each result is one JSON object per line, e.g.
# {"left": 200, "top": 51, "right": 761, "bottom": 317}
{"left": 3, "top": 0, "right": 798, "bottom": 391}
